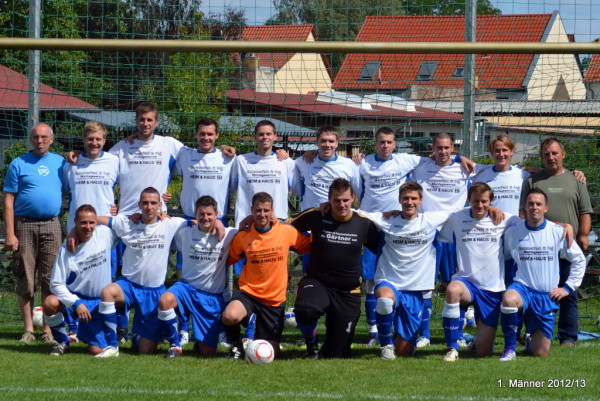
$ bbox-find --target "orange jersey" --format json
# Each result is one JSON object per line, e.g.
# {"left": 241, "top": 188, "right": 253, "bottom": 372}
{"left": 227, "top": 221, "right": 310, "bottom": 306}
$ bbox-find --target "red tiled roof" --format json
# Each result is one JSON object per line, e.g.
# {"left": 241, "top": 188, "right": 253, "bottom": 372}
{"left": 227, "top": 89, "right": 463, "bottom": 121}
{"left": 241, "top": 25, "right": 317, "bottom": 69}
{"left": 0, "top": 64, "right": 97, "bottom": 110}
{"left": 584, "top": 54, "right": 600, "bottom": 82}
{"left": 334, "top": 14, "right": 554, "bottom": 90}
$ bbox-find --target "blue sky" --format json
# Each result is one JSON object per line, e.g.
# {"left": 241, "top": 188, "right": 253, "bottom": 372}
{"left": 201, "top": 0, "right": 599, "bottom": 43}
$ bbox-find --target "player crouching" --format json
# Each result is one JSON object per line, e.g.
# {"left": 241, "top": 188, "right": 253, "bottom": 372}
{"left": 43, "top": 205, "right": 117, "bottom": 356}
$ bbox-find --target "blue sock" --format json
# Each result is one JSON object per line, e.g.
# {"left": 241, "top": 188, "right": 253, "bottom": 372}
{"left": 442, "top": 302, "right": 460, "bottom": 350}
{"left": 375, "top": 311, "right": 394, "bottom": 346}
{"left": 100, "top": 301, "right": 118, "bottom": 347}
{"left": 45, "top": 313, "right": 69, "bottom": 344}
{"left": 458, "top": 306, "right": 467, "bottom": 339}
{"left": 117, "top": 309, "right": 128, "bottom": 331}
{"left": 296, "top": 320, "right": 318, "bottom": 341}
{"left": 420, "top": 297, "right": 432, "bottom": 339}
{"left": 244, "top": 313, "right": 256, "bottom": 340}
{"left": 158, "top": 308, "right": 180, "bottom": 348}
{"left": 501, "top": 306, "right": 519, "bottom": 351}
{"left": 365, "top": 293, "right": 377, "bottom": 328}
{"left": 179, "top": 314, "right": 190, "bottom": 333}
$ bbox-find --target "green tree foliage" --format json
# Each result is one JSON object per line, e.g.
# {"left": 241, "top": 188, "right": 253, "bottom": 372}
{"left": 403, "top": 0, "right": 500, "bottom": 16}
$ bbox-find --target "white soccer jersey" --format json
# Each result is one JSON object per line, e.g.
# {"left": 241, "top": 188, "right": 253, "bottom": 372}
{"left": 109, "top": 135, "right": 183, "bottom": 215}
{"left": 230, "top": 152, "right": 296, "bottom": 226}
{"left": 63, "top": 152, "right": 120, "bottom": 231}
{"left": 361, "top": 210, "right": 450, "bottom": 291}
{"left": 50, "top": 226, "right": 117, "bottom": 306}
{"left": 109, "top": 214, "right": 187, "bottom": 287}
{"left": 504, "top": 219, "right": 586, "bottom": 292}
{"left": 472, "top": 165, "right": 530, "bottom": 215}
{"left": 359, "top": 153, "right": 424, "bottom": 212}
{"left": 438, "top": 208, "right": 517, "bottom": 292}
{"left": 410, "top": 159, "right": 471, "bottom": 213}
{"left": 173, "top": 226, "right": 238, "bottom": 294}
{"left": 175, "top": 147, "right": 234, "bottom": 218}
{"left": 294, "top": 155, "right": 361, "bottom": 210}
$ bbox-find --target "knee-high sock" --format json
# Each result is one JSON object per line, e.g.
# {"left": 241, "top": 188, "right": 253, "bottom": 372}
{"left": 375, "top": 297, "right": 395, "bottom": 346}
{"left": 458, "top": 305, "right": 467, "bottom": 338}
{"left": 99, "top": 301, "right": 118, "bottom": 348}
{"left": 296, "top": 320, "right": 318, "bottom": 342}
{"left": 442, "top": 302, "right": 460, "bottom": 350}
{"left": 158, "top": 308, "right": 179, "bottom": 348}
{"left": 45, "top": 313, "right": 69, "bottom": 344}
{"left": 244, "top": 313, "right": 256, "bottom": 340}
{"left": 501, "top": 305, "right": 519, "bottom": 351}
{"left": 420, "top": 292, "right": 432, "bottom": 339}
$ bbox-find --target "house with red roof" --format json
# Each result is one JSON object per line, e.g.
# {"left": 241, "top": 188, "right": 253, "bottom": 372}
{"left": 333, "top": 12, "right": 585, "bottom": 101}
{"left": 584, "top": 53, "right": 600, "bottom": 99}
{"left": 238, "top": 24, "right": 332, "bottom": 94}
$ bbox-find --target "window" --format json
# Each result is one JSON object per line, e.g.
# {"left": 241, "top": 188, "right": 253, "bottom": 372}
{"left": 416, "top": 61, "right": 438, "bottom": 81}
{"left": 451, "top": 67, "right": 465, "bottom": 78}
{"left": 358, "top": 61, "right": 381, "bottom": 82}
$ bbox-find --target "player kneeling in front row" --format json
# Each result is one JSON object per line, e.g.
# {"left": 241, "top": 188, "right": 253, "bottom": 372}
{"left": 499, "top": 189, "right": 585, "bottom": 361}
{"left": 158, "top": 196, "right": 237, "bottom": 358}
{"left": 222, "top": 192, "right": 311, "bottom": 359}
{"left": 43, "top": 205, "right": 117, "bottom": 356}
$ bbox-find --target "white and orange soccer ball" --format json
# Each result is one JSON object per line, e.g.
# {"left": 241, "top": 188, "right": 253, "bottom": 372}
{"left": 245, "top": 339, "right": 275, "bottom": 365}
{"left": 32, "top": 306, "right": 44, "bottom": 328}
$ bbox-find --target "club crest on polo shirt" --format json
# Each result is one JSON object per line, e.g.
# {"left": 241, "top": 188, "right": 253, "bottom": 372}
{"left": 38, "top": 165, "right": 50, "bottom": 176}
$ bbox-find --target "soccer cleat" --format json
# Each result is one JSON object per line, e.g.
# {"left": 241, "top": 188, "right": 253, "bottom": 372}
{"left": 95, "top": 346, "right": 120, "bottom": 358}
{"left": 465, "top": 306, "right": 476, "bottom": 328}
{"left": 416, "top": 336, "right": 430, "bottom": 348}
{"left": 19, "top": 331, "right": 36, "bottom": 343}
{"left": 68, "top": 332, "right": 79, "bottom": 343}
{"left": 366, "top": 334, "right": 379, "bottom": 347}
{"left": 179, "top": 330, "right": 189, "bottom": 347}
{"left": 443, "top": 348, "right": 459, "bottom": 362}
{"left": 305, "top": 339, "right": 320, "bottom": 360}
{"left": 117, "top": 328, "right": 129, "bottom": 344}
{"left": 457, "top": 337, "right": 468, "bottom": 350}
{"left": 50, "top": 342, "right": 70, "bottom": 356}
{"left": 40, "top": 332, "right": 56, "bottom": 344}
{"left": 381, "top": 344, "right": 396, "bottom": 360}
{"left": 499, "top": 348, "right": 516, "bottom": 361}
{"left": 165, "top": 347, "right": 182, "bottom": 359}
{"left": 227, "top": 345, "right": 243, "bottom": 360}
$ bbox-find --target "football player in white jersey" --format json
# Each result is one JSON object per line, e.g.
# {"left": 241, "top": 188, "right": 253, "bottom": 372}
{"left": 96, "top": 187, "right": 187, "bottom": 356}
{"left": 437, "top": 183, "right": 517, "bottom": 362}
{"left": 499, "top": 189, "right": 585, "bottom": 361}
{"left": 158, "top": 195, "right": 237, "bottom": 358}
{"left": 43, "top": 205, "right": 117, "bottom": 356}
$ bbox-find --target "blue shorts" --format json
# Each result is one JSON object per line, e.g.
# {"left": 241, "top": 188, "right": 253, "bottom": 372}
{"left": 435, "top": 240, "right": 457, "bottom": 283}
{"left": 509, "top": 281, "right": 558, "bottom": 340}
{"left": 116, "top": 278, "right": 165, "bottom": 342}
{"left": 66, "top": 298, "right": 107, "bottom": 349}
{"left": 455, "top": 278, "right": 502, "bottom": 328}
{"left": 375, "top": 282, "right": 423, "bottom": 345}
{"left": 504, "top": 259, "right": 517, "bottom": 285}
{"left": 167, "top": 281, "right": 225, "bottom": 348}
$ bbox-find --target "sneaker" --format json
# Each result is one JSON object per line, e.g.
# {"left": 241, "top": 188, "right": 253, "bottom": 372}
{"left": 499, "top": 348, "right": 516, "bottom": 361}
{"left": 416, "top": 336, "right": 430, "bottom": 348}
{"left": 366, "top": 334, "right": 380, "bottom": 347}
{"left": 457, "top": 337, "right": 468, "bottom": 350}
{"left": 228, "top": 345, "right": 243, "bottom": 360}
{"left": 40, "top": 332, "right": 56, "bottom": 344}
{"left": 179, "top": 331, "right": 189, "bottom": 347}
{"left": 165, "top": 347, "right": 182, "bottom": 359}
{"left": 117, "top": 328, "right": 129, "bottom": 345}
{"left": 19, "top": 331, "right": 36, "bottom": 343}
{"left": 50, "top": 342, "right": 69, "bottom": 356}
{"left": 443, "top": 348, "right": 459, "bottom": 362}
{"left": 305, "top": 339, "right": 319, "bottom": 360}
{"left": 68, "top": 332, "right": 79, "bottom": 343}
{"left": 465, "top": 306, "right": 476, "bottom": 328}
{"left": 95, "top": 346, "right": 120, "bottom": 358}
{"left": 218, "top": 332, "right": 231, "bottom": 347}
{"left": 381, "top": 344, "right": 396, "bottom": 360}
{"left": 241, "top": 337, "right": 253, "bottom": 351}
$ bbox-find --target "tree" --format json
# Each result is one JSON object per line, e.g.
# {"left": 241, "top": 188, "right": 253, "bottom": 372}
{"left": 403, "top": 0, "right": 500, "bottom": 16}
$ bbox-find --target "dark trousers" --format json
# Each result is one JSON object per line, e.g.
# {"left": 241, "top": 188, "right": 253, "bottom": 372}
{"left": 557, "top": 259, "right": 578, "bottom": 344}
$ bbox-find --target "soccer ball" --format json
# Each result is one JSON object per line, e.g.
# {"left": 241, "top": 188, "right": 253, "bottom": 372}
{"left": 32, "top": 306, "right": 44, "bottom": 328}
{"left": 284, "top": 308, "right": 297, "bottom": 329}
{"left": 245, "top": 339, "right": 275, "bottom": 365}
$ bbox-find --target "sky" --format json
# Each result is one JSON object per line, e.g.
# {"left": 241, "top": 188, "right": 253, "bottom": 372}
{"left": 200, "top": 0, "right": 600, "bottom": 43}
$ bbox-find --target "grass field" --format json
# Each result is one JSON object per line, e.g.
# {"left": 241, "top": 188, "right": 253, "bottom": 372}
{"left": 0, "top": 319, "right": 598, "bottom": 401}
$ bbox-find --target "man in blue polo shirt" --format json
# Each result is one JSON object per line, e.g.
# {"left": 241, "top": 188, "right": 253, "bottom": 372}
{"left": 3, "top": 123, "right": 66, "bottom": 343}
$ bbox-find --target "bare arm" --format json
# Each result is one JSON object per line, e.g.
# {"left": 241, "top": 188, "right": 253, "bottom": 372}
{"left": 577, "top": 213, "right": 591, "bottom": 251}
{"left": 2, "top": 192, "right": 18, "bottom": 252}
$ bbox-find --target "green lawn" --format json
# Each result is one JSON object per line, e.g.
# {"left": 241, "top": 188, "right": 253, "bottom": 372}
{"left": 0, "top": 323, "right": 597, "bottom": 401}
